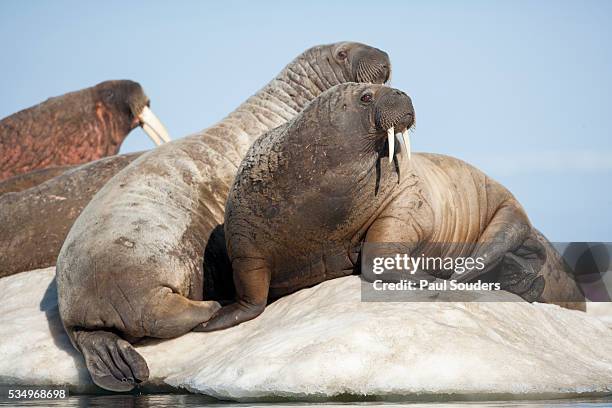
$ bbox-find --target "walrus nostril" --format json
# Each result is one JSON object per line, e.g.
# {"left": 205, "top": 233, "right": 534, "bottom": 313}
{"left": 397, "top": 113, "right": 415, "bottom": 132}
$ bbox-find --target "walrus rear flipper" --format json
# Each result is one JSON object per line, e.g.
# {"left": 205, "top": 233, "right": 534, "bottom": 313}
{"left": 451, "top": 198, "right": 532, "bottom": 283}
{"left": 497, "top": 251, "right": 546, "bottom": 302}
{"left": 73, "top": 329, "right": 149, "bottom": 392}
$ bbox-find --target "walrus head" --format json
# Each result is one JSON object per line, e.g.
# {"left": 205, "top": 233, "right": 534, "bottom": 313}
{"left": 277, "top": 42, "right": 391, "bottom": 113}
{"left": 94, "top": 80, "right": 171, "bottom": 146}
{"left": 328, "top": 42, "right": 391, "bottom": 84}
{"left": 315, "top": 82, "right": 415, "bottom": 164}
{"left": 304, "top": 42, "right": 390, "bottom": 84}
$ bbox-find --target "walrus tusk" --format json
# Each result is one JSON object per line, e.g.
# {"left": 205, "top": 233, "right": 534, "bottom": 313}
{"left": 142, "top": 125, "right": 163, "bottom": 146}
{"left": 138, "top": 106, "right": 171, "bottom": 146}
{"left": 402, "top": 129, "right": 411, "bottom": 160}
{"left": 387, "top": 127, "right": 395, "bottom": 163}
{"left": 396, "top": 132, "right": 404, "bottom": 159}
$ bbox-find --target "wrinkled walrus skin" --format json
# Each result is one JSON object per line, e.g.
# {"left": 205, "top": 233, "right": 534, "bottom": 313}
{"left": 56, "top": 42, "right": 391, "bottom": 392}
{"left": 203, "top": 82, "right": 584, "bottom": 332}
{"left": 0, "top": 153, "right": 142, "bottom": 277}
{"left": 0, "top": 80, "right": 167, "bottom": 181}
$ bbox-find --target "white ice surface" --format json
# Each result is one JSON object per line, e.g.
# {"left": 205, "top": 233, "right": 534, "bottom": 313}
{"left": 0, "top": 267, "right": 611, "bottom": 400}
{"left": 586, "top": 302, "right": 612, "bottom": 329}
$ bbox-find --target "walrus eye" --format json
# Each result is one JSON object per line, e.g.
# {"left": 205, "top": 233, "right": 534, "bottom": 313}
{"left": 103, "top": 90, "right": 114, "bottom": 102}
{"left": 337, "top": 50, "right": 347, "bottom": 60}
{"left": 360, "top": 93, "right": 373, "bottom": 103}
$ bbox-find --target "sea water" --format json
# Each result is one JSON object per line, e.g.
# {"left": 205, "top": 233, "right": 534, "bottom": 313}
{"left": 1, "top": 395, "right": 612, "bottom": 408}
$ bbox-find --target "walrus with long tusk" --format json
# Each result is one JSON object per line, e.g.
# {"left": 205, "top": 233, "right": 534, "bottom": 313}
{"left": 56, "top": 42, "right": 391, "bottom": 392}
{"left": 0, "top": 152, "right": 142, "bottom": 277}
{"left": 201, "top": 82, "right": 584, "bottom": 332}
{"left": 0, "top": 80, "right": 170, "bottom": 181}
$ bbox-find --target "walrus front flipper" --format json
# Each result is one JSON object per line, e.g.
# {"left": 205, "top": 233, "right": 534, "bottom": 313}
{"left": 194, "top": 302, "right": 265, "bottom": 332}
{"left": 73, "top": 330, "right": 149, "bottom": 392}
{"left": 195, "top": 257, "right": 270, "bottom": 332}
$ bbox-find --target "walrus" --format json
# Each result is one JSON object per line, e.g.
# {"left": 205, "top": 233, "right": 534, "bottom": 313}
{"left": 0, "top": 152, "right": 142, "bottom": 277}
{"left": 0, "top": 80, "right": 170, "bottom": 181}
{"left": 0, "top": 165, "right": 73, "bottom": 195}
{"left": 56, "top": 42, "right": 391, "bottom": 392}
{"left": 202, "top": 82, "right": 584, "bottom": 332}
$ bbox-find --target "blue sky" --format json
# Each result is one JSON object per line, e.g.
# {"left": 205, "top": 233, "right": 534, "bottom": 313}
{"left": 1, "top": 0, "right": 610, "bottom": 241}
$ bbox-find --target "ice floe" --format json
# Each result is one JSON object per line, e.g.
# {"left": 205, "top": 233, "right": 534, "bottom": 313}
{"left": 0, "top": 267, "right": 611, "bottom": 400}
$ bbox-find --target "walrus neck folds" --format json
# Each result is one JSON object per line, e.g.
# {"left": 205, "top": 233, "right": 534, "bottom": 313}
{"left": 219, "top": 46, "right": 350, "bottom": 150}
{"left": 281, "top": 46, "right": 352, "bottom": 105}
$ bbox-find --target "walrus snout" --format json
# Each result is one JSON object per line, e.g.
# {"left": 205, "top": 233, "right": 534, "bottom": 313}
{"left": 395, "top": 112, "right": 415, "bottom": 132}
{"left": 375, "top": 88, "right": 414, "bottom": 129}
{"left": 96, "top": 80, "right": 172, "bottom": 146}
{"left": 353, "top": 46, "right": 391, "bottom": 84}
{"left": 375, "top": 88, "right": 415, "bottom": 161}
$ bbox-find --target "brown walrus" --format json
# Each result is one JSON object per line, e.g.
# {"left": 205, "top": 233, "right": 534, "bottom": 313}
{"left": 0, "top": 153, "right": 142, "bottom": 277}
{"left": 56, "top": 42, "right": 391, "bottom": 392}
{"left": 0, "top": 80, "right": 170, "bottom": 181}
{"left": 202, "top": 82, "right": 584, "bottom": 332}
{"left": 0, "top": 165, "right": 73, "bottom": 195}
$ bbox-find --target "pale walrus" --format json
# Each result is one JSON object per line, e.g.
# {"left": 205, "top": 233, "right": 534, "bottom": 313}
{"left": 0, "top": 80, "right": 170, "bottom": 181}
{"left": 0, "top": 153, "right": 142, "bottom": 277}
{"left": 202, "top": 82, "right": 584, "bottom": 332}
{"left": 56, "top": 42, "right": 391, "bottom": 392}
